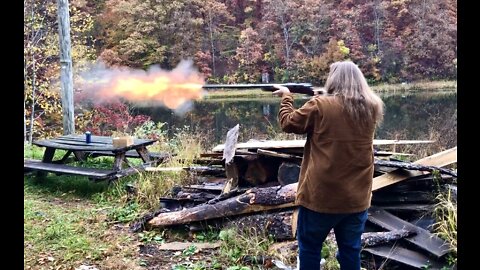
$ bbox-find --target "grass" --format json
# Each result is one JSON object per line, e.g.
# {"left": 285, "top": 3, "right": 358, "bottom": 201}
{"left": 131, "top": 171, "right": 189, "bottom": 209}
{"left": 203, "top": 89, "right": 271, "bottom": 99}
{"left": 24, "top": 109, "right": 457, "bottom": 269}
{"left": 24, "top": 183, "right": 142, "bottom": 270}
{"left": 23, "top": 127, "right": 208, "bottom": 269}
{"left": 371, "top": 80, "right": 457, "bottom": 93}
{"left": 218, "top": 226, "right": 274, "bottom": 267}
{"left": 321, "top": 239, "right": 341, "bottom": 270}
{"left": 24, "top": 144, "right": 144, "bottom": 269}
{"left": 131, "top": 125, "right": 207, "bottom": 209}
{"left": 433, "top": 174, "right": 457, "bottom": 266}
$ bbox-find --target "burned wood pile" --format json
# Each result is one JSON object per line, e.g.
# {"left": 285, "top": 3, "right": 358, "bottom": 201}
{"left": 135, "top": 126, "right": 457, "bottom": 269}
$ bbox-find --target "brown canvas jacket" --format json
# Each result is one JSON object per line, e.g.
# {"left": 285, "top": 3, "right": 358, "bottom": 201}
{"left": 278, "top": 94, "right": 375, "bottom": 213}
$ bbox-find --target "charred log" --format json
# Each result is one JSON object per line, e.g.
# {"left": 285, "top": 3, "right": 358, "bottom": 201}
{"left": 148, "top": 184, "right": 297, "bottom": 228}
{"left": 277, "top": 162, "right": 300, "bottom": 185}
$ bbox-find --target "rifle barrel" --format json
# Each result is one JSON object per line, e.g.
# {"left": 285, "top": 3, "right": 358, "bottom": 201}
{"left": 202, "top": 83, "right": 314, "bottom": 96}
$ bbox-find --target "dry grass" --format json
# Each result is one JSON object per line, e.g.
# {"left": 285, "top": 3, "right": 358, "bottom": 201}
{"left": 433, "top": 185, "right": 457, "bottom": 258}
{"left": 133, "top": 171, "right": 190, "bottom": 210}
{"left": 204, "top": 89, "right": 270, "bottom": 99}
{"left": 133, "top": 126, "right": 207, "bottom": 210}
{"left": 372, "top": 80, "right": 457, "bottom": 93}
{"left": 379, "top": 107, "right": 457, "bottom": 162}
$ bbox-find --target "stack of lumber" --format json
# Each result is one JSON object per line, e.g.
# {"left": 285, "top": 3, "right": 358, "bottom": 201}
{"left": 135, "top": 136, "right": 457, "bottom": 269}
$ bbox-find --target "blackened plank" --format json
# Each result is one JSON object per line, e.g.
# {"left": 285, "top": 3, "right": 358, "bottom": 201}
{"left": 372, "top": 191, "right": 434, "bottom": 204}
{"left": 367, "top": 207, "right": 451, "bottom": 258}
{"left": 363, "top": 244, "right": 444, "bottom": 269}
{"left": 376, "top": 204, "right": 435, "bottom": 212}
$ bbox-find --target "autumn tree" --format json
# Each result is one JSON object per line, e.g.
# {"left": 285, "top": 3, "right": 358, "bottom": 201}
{"left": 24, "top": 0, "right": 96, "bottom": 141}
{"left": 99, "top": 0, "right": 206, "bottom": 69}
{"left": 198, "top": 0, "right": 234, "bottom": 78}
{"left": 234, "top": 27, "right": 264, "bottom": 82}
{"left": 403, "top": 0, "right": 457, "bottom": 80}
{"left": 299, "top": 38, "right": 350, "bottom": 84}
{"left": 261, "top": 0, "right": 305, "bottom": 80}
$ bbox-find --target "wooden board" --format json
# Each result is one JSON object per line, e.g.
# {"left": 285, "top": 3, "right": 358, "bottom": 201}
{"left": 363, "top": 244, "right": 444, "bottom": 269}
{"left": 33, "top": 134, "right": 156, "bottom": 152}
{"left": 367, "top": 207, "right": 451, "bottom": 258}
{"left": 56, "top": 134, "right": 154, "bottom": 144}
{"left": 257, "top": 149, "right": 302, "bottom": 160}
{"left": 373, "top": 147, "right": 457, "bottom": 190}
{"left": 88, "top": 150, "right": 168, "bottom": 160}
{"left": 157, "top": 241, "right": 221, "bottom": 251}
{"left": 147, "top": 148, "right": 456, "bottom": 228}
{"left": 374, "top": 151, "right": 414, "bottom": 157}
{"left": 24, "top": 159, "right": 115, "bottom": 179}
{"left": 376, "top": 204, "right": 434, "bottom": 212}
{"left": 212, "top": 139, "right": 435, "bottom": 152}
{"left": 184, "top": 183, "right": 226, "bottom": 192}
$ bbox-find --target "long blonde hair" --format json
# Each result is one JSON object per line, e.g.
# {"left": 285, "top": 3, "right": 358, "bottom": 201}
{"left": 324, "top": 61, "right": 384, "bottom": 127}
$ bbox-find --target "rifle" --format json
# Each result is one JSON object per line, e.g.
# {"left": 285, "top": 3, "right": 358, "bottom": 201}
{"left": 202, "top": 83, "right": 316, "bottom": 96}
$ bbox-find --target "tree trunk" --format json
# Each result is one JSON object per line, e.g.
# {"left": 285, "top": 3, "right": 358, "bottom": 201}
{"left": 29, "top": 56, "right": 36, "bottom": 144}
{"left": 24, "top": 60, "right": 28, "bottom": 144}
{"left": 208, "top": 10, "right": 216, "bottom": 77}
{"left": 281, "top": 17, "right": 291, "bottom": 79}
{"left": 57, "top": 0, "right": 75, "bottom": 135}
{"left": 373, "top": 0, "right": 382, "bottom": 53}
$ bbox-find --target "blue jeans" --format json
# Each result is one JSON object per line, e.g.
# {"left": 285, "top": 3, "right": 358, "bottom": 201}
{"left": 297, "top": 206, "right": 368, "bottom": 270}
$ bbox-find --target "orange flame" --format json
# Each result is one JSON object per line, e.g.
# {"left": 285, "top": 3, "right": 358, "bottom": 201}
{"left": 83, "top": 62, "right": 205, "bottom": 109}
{"left": 100, "top": 76, "right": 204, "bottom": 109}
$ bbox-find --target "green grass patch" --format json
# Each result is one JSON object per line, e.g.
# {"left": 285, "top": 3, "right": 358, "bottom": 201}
{"left": 218, "top": 227, "right": 274, "bottom": 266}
{"left": 24, "top": 189, "right": 137, "bottom": 269}
{"left": 24, "top": 178, "right": 144, "bottom": 269}
{"left": 24, "top": 174, "right": 109, "bottom": 199}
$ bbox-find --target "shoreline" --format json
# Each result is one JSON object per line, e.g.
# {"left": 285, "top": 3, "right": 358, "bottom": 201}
{"left": 203, "top": 80, "right": 457, "bottom": 99}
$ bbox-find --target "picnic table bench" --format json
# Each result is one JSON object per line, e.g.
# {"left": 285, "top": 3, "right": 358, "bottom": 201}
{"left": 24, "top": 134, "right": 168, "bottom": 182}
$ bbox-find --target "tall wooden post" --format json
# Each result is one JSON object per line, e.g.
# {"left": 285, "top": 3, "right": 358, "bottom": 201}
{"left": 57, "top": 0, "right": 75, "bottom": 135}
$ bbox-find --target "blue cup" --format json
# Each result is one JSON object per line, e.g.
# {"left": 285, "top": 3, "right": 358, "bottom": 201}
{"left": 85, "top": 131, "right": 91, "bottom": 143}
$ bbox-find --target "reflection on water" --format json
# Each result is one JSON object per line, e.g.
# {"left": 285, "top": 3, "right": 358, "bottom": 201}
{"left": 134, "top": 91, "right": 457, "bottom": 149}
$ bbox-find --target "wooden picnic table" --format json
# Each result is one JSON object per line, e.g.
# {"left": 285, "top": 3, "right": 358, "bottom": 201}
{"left": 24, "top": 134, "right": 165, "bottom": 182}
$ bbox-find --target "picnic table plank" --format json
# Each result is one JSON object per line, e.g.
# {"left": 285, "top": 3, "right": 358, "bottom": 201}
{"left": 33, "top": 139, "right": 155, "bottom": 152}
{"left": 87, "top": 150, "right": 168, "bottom": 160}
{"left": 49, "top": 139, "right": 110, "bottom": 147}
{"left": 24, "top": 159, "right": 116, "bottom": 179}
{"left": 27, "top": 134, "right": 160, "bottom": 182}
{"left": 56, "top": 134, "right": 154, "bottom": 144}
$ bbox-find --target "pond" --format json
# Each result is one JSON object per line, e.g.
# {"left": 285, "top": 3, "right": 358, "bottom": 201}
{"left": 134, "top": 90, "right": 457, "bottom": 150}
